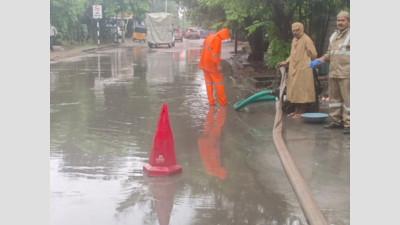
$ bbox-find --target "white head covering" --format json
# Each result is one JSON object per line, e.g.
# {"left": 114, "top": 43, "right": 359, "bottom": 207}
{"left": 337, "top": 11, "right": 350, "bottom": 20}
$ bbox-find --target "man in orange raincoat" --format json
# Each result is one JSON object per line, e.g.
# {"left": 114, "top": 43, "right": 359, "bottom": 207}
{"left": 198, "top": 28, "right": 230, "bottom": 106}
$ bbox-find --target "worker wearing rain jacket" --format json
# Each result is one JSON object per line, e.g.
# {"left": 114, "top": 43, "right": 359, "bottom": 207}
{"left": 198, "top": 28, "right": 230, "bottom": 105}
{"left": 315, "top": 11, "right": 350, "bottom": 134}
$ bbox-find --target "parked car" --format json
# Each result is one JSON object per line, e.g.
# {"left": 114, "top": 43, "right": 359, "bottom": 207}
{"left": 185, "top": 28, "right": 201, "bottom": 39}
{"left": 201, "top": 30, "right": 215, "bottom": 39}
{"left": 173, "top": 28, "right": 183, "bottom": 42}
{"left": 198, "top": 29, "right": 205, "bottom": 38}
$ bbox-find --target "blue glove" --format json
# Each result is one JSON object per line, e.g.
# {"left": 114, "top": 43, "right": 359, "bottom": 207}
{"left": 310, "top": 59, "right": 322, "bottom": 68}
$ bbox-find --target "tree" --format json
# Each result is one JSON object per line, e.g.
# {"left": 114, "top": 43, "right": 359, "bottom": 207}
{"left": 50, "top": 0, "right": 149, "bottom": 44}
{"left": 102, "top": 0, "right": 149, "bottom": 43}
{"left": 174, "top": 0, "right": 349, "bottom": 67}
{"left": 50, "top": 0, "right": 87, "bottom": 45}
{"left": 177, "top": 0, "right": 270, "bottom": 61}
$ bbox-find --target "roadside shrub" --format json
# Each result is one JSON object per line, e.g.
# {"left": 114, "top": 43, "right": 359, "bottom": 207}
{"left": 266, "top": 39, "right": 291, "bottom": 68}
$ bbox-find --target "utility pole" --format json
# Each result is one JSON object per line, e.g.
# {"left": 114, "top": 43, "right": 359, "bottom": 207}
{"left": 121, "top": 11, "right": 125, "bottom": 43}
{"left": 235, "top": 28, "right": 238, "bottom": 55}
{"left": 165, "top": 0, "right": 167, "bottom": 12}
{"left": 97, "top": 19, "right": 100, "bottom": 47}
{"left": 149, "top": 0, "right": 154, "bottom": 12}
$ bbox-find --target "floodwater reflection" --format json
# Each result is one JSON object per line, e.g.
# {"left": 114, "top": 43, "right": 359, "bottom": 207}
{"left": 198, "top": 106, "right": 227, "bottom": 179}
{"left": 50, "top": 46, "right": 310, "bottom": 225}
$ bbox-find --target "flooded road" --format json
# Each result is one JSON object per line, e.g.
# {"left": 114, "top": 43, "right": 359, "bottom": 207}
{"left": 50, "top": 40, "right": 349, "bottom": 225}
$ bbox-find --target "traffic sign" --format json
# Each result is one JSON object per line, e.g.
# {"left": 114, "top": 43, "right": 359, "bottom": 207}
{"left": 93, "top": 5, "right": 102, "bottom": 19}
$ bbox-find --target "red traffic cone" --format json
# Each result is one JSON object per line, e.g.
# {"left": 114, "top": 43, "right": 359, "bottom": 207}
{"left": 143, "top": 104, "right": 182, "bottom": 177}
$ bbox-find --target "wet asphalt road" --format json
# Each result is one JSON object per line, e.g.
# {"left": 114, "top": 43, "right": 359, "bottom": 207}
{"left": 50, "top": 39, "right": 350, "bottom": 225}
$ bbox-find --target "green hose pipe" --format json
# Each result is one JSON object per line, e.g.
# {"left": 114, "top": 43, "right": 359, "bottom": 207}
{"left": 234, "top": 90, "right": 276, "bottom": 110}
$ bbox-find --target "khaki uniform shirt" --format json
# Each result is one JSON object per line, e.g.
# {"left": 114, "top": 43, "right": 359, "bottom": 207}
{"left": 323, "top": 28, "right": 350, "bottom": 78}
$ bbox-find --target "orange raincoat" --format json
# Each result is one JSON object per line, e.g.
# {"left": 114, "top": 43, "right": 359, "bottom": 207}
{"left": 198, "top": 28, "right": 230, "bottom": 105}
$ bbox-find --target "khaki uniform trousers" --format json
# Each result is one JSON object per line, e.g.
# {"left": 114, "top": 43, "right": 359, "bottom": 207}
{"left": 329, "top": 78, "right": 350, "bottom": 127}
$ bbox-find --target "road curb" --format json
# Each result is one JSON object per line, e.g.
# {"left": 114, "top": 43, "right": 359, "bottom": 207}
{"left": 82, "top": 44, "right": 120, "bottom": 52}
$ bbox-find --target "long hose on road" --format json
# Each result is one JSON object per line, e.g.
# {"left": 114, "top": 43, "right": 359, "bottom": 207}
{"left": 234, "top": 90, "right": 276, "bottom": 110}
{"left": 273, "top": 67, "right": 328, "bottom": 225}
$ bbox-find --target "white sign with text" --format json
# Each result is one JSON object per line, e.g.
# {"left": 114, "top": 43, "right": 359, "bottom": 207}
{"left": 93, "top": 5, "right": 102, "bottom": 19}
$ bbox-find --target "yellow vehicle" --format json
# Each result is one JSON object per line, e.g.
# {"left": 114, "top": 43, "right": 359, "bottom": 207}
{"left": 132, "top": 25, "right": 146, "bottom": 42}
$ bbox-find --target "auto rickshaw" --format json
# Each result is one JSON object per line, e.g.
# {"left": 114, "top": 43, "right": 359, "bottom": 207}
{"left": 133, "top": 25, "right": 146, "bottom": 42}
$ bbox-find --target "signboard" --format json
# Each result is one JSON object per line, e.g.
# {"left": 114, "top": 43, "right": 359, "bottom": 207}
{"left": 114, "top": 13, "right": 133, "bottom": 19}
{"left": 93, "top": 5, "right": 102, "bottom": 19}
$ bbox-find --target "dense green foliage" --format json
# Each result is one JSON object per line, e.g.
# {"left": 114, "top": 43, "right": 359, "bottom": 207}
{"left": 51, "top": 0, "right": 350, "bottom": 67}
{"left": 50, "top": 0, "right": 184, "bottom": 45}
{"left": 174, "top": 0, "right": 350, "bottom": 67}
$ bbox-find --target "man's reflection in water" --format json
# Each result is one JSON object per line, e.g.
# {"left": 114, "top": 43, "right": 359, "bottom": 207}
{"left": 198, "top": 106, "right": 227, "bottom": 179}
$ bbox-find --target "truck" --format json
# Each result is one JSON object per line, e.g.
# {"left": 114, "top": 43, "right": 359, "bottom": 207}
{"left": 145, "top": 12, "right": 175, "bottom": 48}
